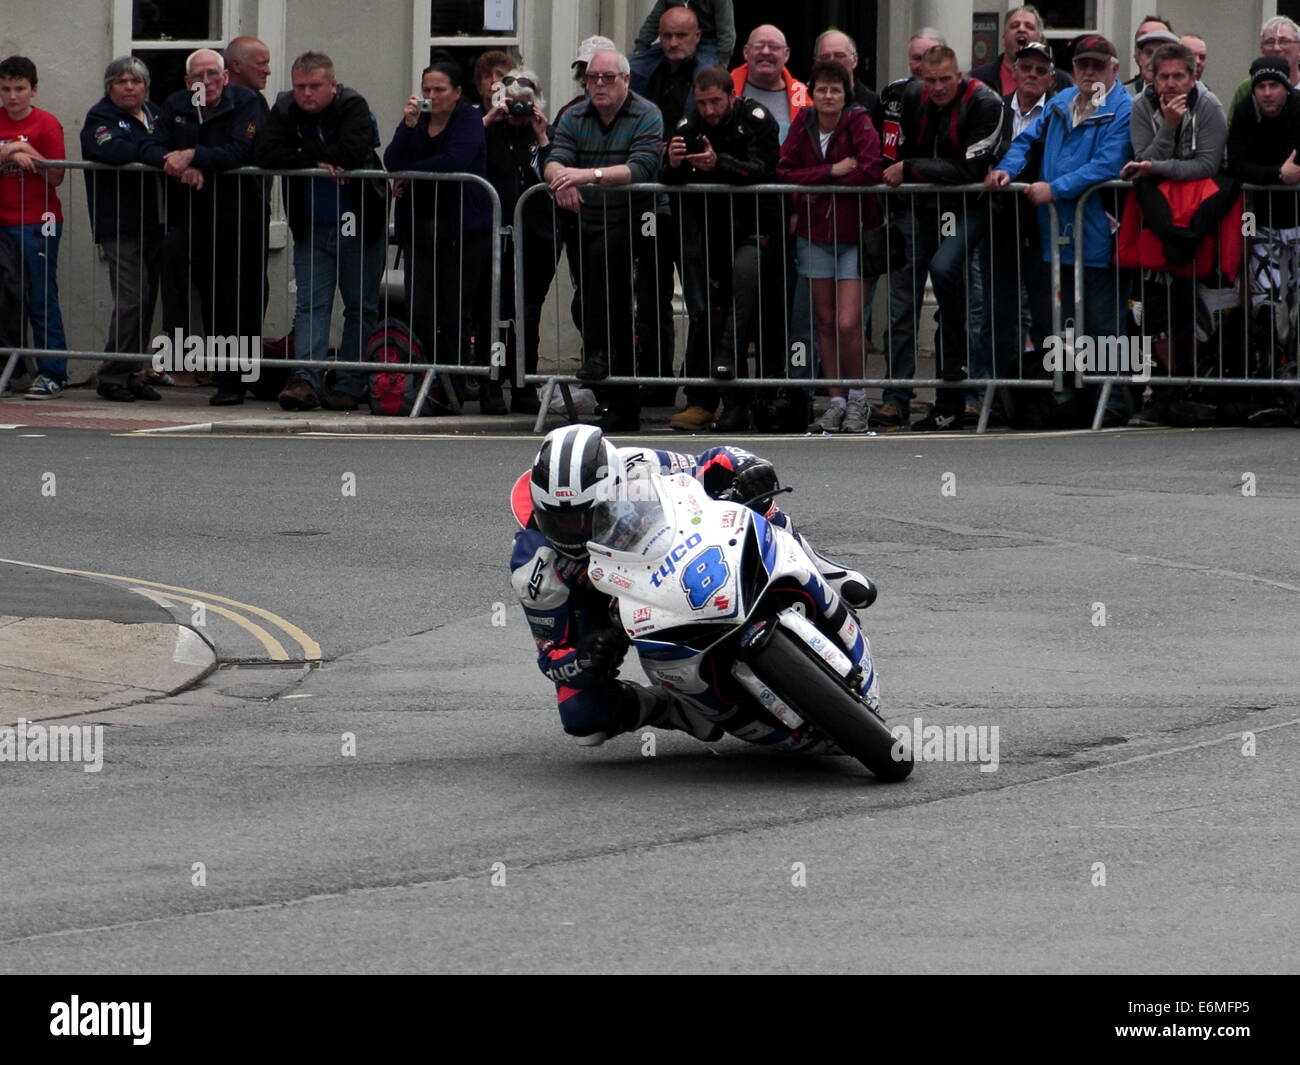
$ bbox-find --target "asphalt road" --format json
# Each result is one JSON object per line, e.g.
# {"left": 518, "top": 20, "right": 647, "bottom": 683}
{"left": 0, "top": 425, "right": 1296, "bottom": 973}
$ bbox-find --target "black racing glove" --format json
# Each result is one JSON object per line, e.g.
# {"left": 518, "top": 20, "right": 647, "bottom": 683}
{"left": 576, "top": 627, "right": 629, "bottom": 677}
{"left": 730, "top": 458, "right": 779, "bottom": 510}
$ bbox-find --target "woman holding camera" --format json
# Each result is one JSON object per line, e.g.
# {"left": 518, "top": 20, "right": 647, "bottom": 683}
{"left": 384, "top": 59, "right": 491, "bottom": 406}
{"left": 777, "top": 59, "right": 881, "bottom": 433}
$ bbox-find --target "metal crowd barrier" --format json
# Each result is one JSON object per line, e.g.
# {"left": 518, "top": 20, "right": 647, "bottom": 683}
{"left": 0, "top": 161, "right": 502, "bottom": 418}
{"left": 513, "top": 180, "right": 1066, "bottom": 433}
{"left": 1074, "top": 179, "right": 1300, "bottom": 430}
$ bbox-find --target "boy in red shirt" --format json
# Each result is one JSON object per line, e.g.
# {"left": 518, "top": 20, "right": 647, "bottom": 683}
{"left": 0, "top": 56, "right": 68, "bottom": 398}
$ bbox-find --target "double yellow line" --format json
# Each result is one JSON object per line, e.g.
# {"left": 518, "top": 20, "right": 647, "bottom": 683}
{"left": 1, "top": 560, "right": 321, "bottom": 662}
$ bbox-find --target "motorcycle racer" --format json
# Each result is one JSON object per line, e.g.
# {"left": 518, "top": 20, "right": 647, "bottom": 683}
{"left": 509, "top": 423, "right": 877, "bottom": 747}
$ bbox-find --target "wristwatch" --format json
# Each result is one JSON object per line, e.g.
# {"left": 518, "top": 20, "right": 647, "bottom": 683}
{"left": 593, "top": 167, "right": 604, "bottom": 184}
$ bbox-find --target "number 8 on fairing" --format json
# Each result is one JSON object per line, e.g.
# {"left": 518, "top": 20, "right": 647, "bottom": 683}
{"left": 681, "top": 546, "right": 730, "bottom": 609}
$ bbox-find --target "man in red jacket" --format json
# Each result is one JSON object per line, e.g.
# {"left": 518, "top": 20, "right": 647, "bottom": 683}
{"left": 879, "top": 46, "right": 1004, "bottom": 430}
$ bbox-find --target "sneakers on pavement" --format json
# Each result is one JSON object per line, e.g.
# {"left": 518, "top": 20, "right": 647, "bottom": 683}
{"left": 97, "top": 382, "right": 136, "bottom": 402}
{"left": 669, "top": 404, "right": 715, "bottom": 431}
{"left": 842, "top": 394, "right": 869, "bottom": 432}
{"left": 911, "top": 407, "right": 963, "bottom": 432}
{"left": 811, "top": 402, "right": 846, "bottom": 433}
{"left": 24, "top": 375, "right": 63, "bottom": 400}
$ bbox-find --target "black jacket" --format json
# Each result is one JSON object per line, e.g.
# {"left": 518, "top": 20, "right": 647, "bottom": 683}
{"left": 662, "top": 95, "right": 782, "bottom": 248}
{"left": 1226, "top": 90, "right": 1300, "bottom": 228}
{"left": 643, "top": 55, "right": 699, "bottom": 132}
{"left": 485, "top": 121, "right": 554, "bottom": 244}
{"left": 81, "top": 95, "right": 164, "bottom": 242}
{"left": 969, "top": 55, "right": 1073, "bottom": 96}
{"left": 873, "top": 76, "right": 910, "bottom": 161}
{"left": 898, "top": 76, "right": 1005, "bottom": 198}
{"left": 143, "top": 84, "right": 266, "bottom": 227}
{"left": 254, "top": 85, "right": 387, "bottom": 243}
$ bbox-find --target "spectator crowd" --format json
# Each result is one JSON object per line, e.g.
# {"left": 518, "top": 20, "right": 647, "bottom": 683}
{"left": 2, "top": 3, "right": 1299, "bottom": 431}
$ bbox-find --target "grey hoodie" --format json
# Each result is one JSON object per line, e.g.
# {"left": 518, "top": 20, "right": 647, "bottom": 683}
{"left": 1130, "top": 83, "right": 1227, "bottom": 180}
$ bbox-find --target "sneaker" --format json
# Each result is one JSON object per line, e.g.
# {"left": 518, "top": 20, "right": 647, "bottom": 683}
{"left": 97, "top": 382, "right": 136, "bottom": 403}
{"left": 575, "top": 352, "right": 610, "bottom": 382}
{"left": 911, "top": 407, "right": 962, "bottom": 432}
{"left": 842, "top": 394, "right": 869, "bottom": 433}
{"left": 811, "top": 402, "right": 846, "bottom": 433}
{"left": 24, "top": 375, "right": 63, "bottom": 400}
{"left": 209, "top": 390, "right": 245, "bottom": 407}
{"left": 278, "top": 375, "right": 319, "bottom": 411}
{"left": 321, "top": 389, "right": 359, "bottom": 412}
{"left": 869, "top": 402, "right": 907, "bottom": 426}
{"left": 128, "top": 378, "right": 161, "bottom": 400}
{"left": 669, "top": 405, "right": 715, "bottom": 431}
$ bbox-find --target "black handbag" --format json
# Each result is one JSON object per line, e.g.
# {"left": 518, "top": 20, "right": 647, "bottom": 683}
{"left": 860, "top": 221, "right": 907, "bottom": 276}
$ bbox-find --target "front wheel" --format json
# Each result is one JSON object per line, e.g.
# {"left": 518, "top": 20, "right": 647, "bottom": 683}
{"left": 747, "top": 627, "right": 913, "bottom": 781}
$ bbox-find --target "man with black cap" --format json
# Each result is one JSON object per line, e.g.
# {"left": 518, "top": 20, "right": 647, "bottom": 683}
{"left": 1227, "top": 55, "right": 1300, "bottom": 422}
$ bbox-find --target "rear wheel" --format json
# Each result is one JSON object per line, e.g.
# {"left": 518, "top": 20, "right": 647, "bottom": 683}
{"left": 747, "top": 627, "right": 913, "bottom": 781}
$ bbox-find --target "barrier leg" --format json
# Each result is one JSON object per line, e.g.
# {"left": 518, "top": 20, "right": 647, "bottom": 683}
{"left": 533, "top": 377, "right": 557, "bottom": 434}
{"left": 975, "top": 380, "right": 995, "bottom": 434}
{"left": 1091, "top": 378, "right": 1114, "bottom": 431}
{"left": 0, "top": 353, "right": 18, "bottom": 395}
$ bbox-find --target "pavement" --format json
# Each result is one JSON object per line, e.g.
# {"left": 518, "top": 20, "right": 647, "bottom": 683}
{"left": 0, "top": 379, "right": 582, "bottom": 435}
{"left": 0, "top": 563, "right": 215, "bottom": 725}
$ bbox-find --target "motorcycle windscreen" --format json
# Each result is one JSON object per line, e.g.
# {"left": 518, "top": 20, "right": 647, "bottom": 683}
{"left": 589, "top": 491, "right": 676, "bottom": 560}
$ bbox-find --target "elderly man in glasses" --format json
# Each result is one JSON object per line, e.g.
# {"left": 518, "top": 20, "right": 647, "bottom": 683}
{"left": 544, "top": 49, "right": 665, "bottom": 431}
{"left": 988, "top": 34, "right": 1135, "bottom": 426}
{"left": 1227, "top": 16, "right": 1300, "bottom": 120}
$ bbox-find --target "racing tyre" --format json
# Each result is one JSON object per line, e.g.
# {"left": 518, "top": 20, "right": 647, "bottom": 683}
{"left": 748, "top": 627, "right": 913, "bottom": 781}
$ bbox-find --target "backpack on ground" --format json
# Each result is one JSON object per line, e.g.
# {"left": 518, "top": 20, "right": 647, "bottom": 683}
{"left": 366, "top": 317, "right": 448, "bottom": 416}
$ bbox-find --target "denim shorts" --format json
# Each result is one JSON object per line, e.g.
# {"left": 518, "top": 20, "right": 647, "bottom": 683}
{"left": 796, "top": 236, "right": 860, "bottom": 280}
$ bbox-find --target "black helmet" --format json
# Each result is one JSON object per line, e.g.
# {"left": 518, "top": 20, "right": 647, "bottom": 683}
{"left": 529, "top": 424, "right": 621, "bottom": 559}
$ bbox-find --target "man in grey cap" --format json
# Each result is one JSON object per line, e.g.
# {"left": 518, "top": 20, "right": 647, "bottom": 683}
{"left": 1128, "top": 26, "right": 1181, "bottom": 96}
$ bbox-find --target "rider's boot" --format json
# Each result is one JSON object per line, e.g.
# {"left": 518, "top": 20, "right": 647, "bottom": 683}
{"left": 622, "top": 682, "right": 724, "bottom": 742}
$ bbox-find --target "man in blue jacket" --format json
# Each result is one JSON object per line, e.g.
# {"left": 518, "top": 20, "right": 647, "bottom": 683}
{"left": 143, "top": 48, "right": 268, "bottom": 405}
{"left": 987, "top": 33, "right": 1135, "bottom": 424}
{"left": 82, "top": 56, "right": 165, "bottom": 401}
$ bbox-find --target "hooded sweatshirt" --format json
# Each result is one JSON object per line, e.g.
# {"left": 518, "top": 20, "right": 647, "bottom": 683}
{"left": 1130, "top": 82, "right": 1227, "bottom": 181}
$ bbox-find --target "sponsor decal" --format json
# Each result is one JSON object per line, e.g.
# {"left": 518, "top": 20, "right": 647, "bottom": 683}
{"left": 552, "top": 488, "right": 575, "bottom": 498}
{"left": 94, "top": 125, "right": 112, "bottom": 145}
{"left": 533, "top": 637, "right": 554, "bottom": 653}
{"left": 648, "top": 532, "right": 704, "bottom": 587}
{"left": 609, "top": 573, "right": 633, "bottom": 590}
{"left": 715, "top": 595, "right": 730, "bottom": 611}
{"left": 588, "top": 567, "right": 603, "bottom": 581}
{"left": 246, "top": 120, "right": 257, "bottom": 138}
{"left": 632, "top": 606, "right": 651, "bottom": 623}
{"left": 720, "top": 509, "right": 739, "bottom": 529}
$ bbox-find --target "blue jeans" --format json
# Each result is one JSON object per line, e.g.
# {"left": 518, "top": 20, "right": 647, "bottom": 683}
{"left": 883, "top": 205, "right": 985, "bottom": 412}
{"left": 291, "top": 223, "right": 384, "bottom": 396}
{"left": 2, "top": 222, "right": 67, "bottom": 381}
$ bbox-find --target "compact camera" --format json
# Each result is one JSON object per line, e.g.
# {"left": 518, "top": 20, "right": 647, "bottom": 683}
{"left": 418, "top": 97, "right": 432, "bottom": 113}
{"left": 506, "top": 98, "right": 535, "bottom": 119}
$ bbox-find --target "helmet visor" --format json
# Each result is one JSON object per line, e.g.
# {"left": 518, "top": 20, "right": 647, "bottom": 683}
{"left": 534, "top": 506, "right": 593, "bottom": 556}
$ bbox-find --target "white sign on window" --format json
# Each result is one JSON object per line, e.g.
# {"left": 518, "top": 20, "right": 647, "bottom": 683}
{"left": 484, "top": 0, "right": 514, "bottom": 33}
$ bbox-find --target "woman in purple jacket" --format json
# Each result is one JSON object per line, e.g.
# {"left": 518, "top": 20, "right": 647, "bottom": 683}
{"left": 777, "top": 60, "right": 882, "bottom": 432}
{"left": 385, "top": 59, "right": 491, "bottom": 400}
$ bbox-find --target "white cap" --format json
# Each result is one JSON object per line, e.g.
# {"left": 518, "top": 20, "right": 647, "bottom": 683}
{"left": 573, "top": 35, "right": 617, "bottom": 67}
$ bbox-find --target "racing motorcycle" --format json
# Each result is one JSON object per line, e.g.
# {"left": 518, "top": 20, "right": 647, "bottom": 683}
{"left": 585, "top": 470, "right": 913, "bottom": 781}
